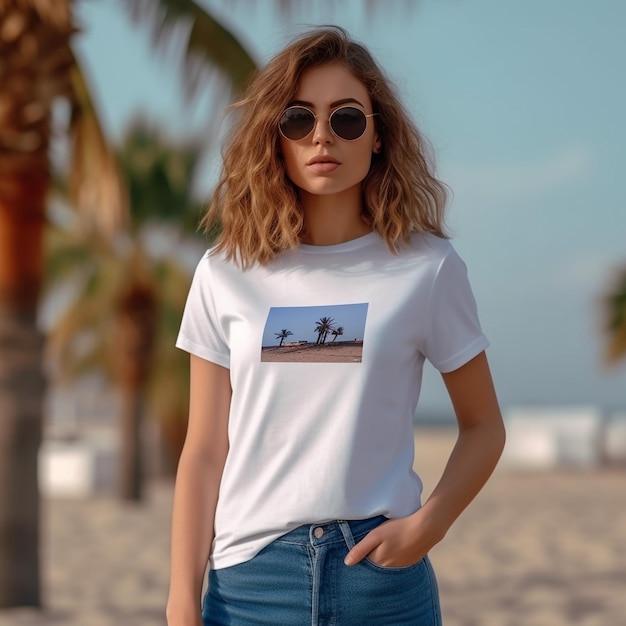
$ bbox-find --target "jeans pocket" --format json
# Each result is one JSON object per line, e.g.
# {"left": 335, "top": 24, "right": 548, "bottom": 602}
{"left": 362, "top": 554, "right": 425, "bottom": 573}
{"left": 347, "top": 517, "right": 425, "bottom": 573}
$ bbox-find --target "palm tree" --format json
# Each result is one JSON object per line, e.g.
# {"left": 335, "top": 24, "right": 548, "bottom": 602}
{"left": 274, "top": 329, "right": 293, "bottom": 347}
{"left": 0, "top": 0, "right": 255, "bottom": 606}
{"left": 315, "top": 316, "right": 336, "bottom": 345}
{"left": 45, "top": 120, "right": 205, "bottom": 500}
{"left": 330, "top": 326, "right": 344, "bottom": 342}
{"left": 112, "top": 120, "right": 207, "bottom": 480}
{"left": 604, "top": 267, "right": 626, "bottom": 365}
{"left": 0, "top": 1, "right": 126, "bottom": 607}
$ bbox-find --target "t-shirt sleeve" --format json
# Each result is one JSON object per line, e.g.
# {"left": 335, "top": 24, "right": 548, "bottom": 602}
{"left": 422, "top": 246, "right": 489, "bottom": 373}
{"left": 175, "top": 252, "right": 230, "bottom": 369}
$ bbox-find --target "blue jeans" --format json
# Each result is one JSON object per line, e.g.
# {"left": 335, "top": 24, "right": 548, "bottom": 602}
{"left": 202, "top": 515, "right": 442, "bottom": 625}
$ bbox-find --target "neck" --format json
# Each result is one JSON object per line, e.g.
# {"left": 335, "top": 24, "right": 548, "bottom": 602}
{"left": 299, "top": 187, "right": 372, "bottom": 246}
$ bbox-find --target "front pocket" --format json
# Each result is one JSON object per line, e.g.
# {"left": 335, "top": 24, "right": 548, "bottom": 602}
{"left": 362, "top": 555, "right": 425, "bottom": 573}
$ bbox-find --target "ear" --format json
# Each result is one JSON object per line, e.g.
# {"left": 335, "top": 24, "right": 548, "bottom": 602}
{"left": 372, "top": 132, "right": 382, "bottom": 154}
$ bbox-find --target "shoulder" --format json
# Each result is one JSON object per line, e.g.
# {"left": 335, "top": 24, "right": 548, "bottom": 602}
{"left": 193, "top": 246, "right": 244, "bottom": 278}
{"left": 404, "top": 232, "right": 458, "bottom": 268}
{"left": 186, "top": 248, "right": 232, "bottom": 298}
{"left": 191, "top": 247, "right": 276, "bottom": 296}
{"left": 409, "top": 232, "right": 453, "bottom": 255}
{"left": 401, "top": 234, "right": 474, "bottom": 293}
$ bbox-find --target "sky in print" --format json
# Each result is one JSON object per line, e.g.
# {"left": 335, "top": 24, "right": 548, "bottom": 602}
{"left": 262, "top": 303, "right": 368, "bottom": 347}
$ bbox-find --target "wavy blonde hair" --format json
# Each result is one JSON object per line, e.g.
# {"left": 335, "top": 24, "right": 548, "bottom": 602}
{"left": 201, "top": 26, "right": 448, "bottom": 267}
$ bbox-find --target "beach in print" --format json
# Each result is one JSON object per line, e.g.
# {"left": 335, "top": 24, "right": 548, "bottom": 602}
{"left": 261, "top": 303, "right": 368, "bottom": 363}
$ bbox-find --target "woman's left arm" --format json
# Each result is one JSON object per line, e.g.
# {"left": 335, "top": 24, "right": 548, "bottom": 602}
{"left": 345, "top": 351, "right": 505, "bottom": 567}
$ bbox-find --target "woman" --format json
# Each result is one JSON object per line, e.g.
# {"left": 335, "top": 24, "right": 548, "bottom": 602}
{"left": 167, "top": 26, "right": 505, "bottom": 626}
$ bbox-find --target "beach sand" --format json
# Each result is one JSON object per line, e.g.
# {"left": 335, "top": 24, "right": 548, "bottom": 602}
{"left": 2, "top": 427, "right": 625, "bottom": 625}
{"left": 415, "top": 428, "right": 626, "bottom": 626}
{"left": 261, "top": 341, "right": 363, "bottom": 363}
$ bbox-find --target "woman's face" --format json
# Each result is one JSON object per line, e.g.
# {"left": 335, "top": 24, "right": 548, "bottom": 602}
{"left": 279, "top": 63, "right": 380, "bottom": 199}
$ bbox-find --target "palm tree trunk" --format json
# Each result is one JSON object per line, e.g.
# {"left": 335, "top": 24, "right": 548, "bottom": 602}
{"left": 0, "top": 311, "right": 45, "bottom": 607}
{"left": 118, "top": 387, "right": 144, "bottom": 500}
{"left": 115, "top": 282, "right": 157, "bottom": 502}
{"left": 0, "top": 170, "right": 47, "bottom": 607}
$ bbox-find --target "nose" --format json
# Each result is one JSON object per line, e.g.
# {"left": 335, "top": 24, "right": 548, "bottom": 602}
{"left": 312, "top": 116, "right": 334, "bottom": 145}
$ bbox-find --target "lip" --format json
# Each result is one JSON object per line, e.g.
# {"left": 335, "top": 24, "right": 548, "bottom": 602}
{"left": 306, "top": 155, "right": 341, "bottom": 166}
{"left": 306, "top": 154, "right": 341, "bottom": 174}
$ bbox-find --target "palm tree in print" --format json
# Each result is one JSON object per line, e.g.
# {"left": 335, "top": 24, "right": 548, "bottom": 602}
{"left": 274, "top": 329, "right": 293, "bottom": 347}
{"left": 330, "top": 326, "right": 344, "bottom": 342}
{"left": 315, "top": 317, "right": 335, "bottom": 345}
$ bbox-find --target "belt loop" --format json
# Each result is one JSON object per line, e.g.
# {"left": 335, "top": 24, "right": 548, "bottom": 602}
{"left": 337, "top": 520, "right": 356, "bottom": 550}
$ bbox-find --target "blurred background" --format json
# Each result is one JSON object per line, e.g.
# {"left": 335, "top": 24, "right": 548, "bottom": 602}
{"left": 0, "top": 1, "right": 624, "bottom": 624}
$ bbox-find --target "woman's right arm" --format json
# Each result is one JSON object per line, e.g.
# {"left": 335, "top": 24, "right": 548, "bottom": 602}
{"left": 166, "top": 355, "right": 231, "bottom": 626}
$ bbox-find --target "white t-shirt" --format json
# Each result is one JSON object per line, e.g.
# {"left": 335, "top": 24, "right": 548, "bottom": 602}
{"left": 176, "top": 232, "right": 489, "bottom": 569}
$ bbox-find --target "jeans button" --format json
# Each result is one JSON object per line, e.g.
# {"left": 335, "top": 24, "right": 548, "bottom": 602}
{"left": 314, "top": 527, "right": 324, "bottom": 539}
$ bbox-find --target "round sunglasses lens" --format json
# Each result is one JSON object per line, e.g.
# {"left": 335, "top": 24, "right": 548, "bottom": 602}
{"left": 330, "top": 107, "right": 367, "bottom": 140}
{"left": 279, "top": 107, "right": 315, "bottom": 140}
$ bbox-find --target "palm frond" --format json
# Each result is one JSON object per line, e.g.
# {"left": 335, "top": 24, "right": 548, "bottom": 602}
{"left": 54, "top": 331, "right": 114, "bottom": 386}
{"left": 121, "top": 0, "right": 257, "bottom": 100}
{"left": 44, "top": 222, "right": 108, "bottom": 284}
{"left": 66, "top": 49, "right": 128, "bottom": 238}
{"left": 47, "top": 298, "right": 110, "bottom": 371}
{"left": 117, "top": 118, "right": 205, "bottom": 231}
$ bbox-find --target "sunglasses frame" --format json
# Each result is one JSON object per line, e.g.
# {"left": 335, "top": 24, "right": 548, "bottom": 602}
{"left": 278, "top": 105, "right": 377, "bottom": 141}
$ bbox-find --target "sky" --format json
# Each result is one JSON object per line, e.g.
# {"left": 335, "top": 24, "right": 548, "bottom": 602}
{"left": 262, "top": 304, "right": 369, "bottom": 347}
{"left": 72, "top": 0, "right": 626, "bottom": 417}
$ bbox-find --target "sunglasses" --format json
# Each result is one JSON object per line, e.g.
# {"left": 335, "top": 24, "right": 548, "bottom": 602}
{"left": 279, "top": 105, "right": 377, "bottom": 141}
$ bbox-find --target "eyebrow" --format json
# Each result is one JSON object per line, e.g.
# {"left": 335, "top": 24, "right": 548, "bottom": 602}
{"left": 288, "top": 97, "right": 366, "bottom": 109}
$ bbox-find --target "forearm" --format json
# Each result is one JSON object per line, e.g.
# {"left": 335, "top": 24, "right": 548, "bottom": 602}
{"left": 167, "top": 450, "right": 223, "bottom": 620}
{"left": 344, "top": 417, "right": 505, "bottom": 568}
{"left": 420, "top": 418, "right": 505, "bottom": 536}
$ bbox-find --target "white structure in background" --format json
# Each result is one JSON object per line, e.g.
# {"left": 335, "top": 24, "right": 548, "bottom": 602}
{"left": 39, "top": 433, "right": 118, "bottom": 498}
{"left": 40, "top": 384, "right": 164, "bottom": 497}
{"left": 501, "top": 406, "right": 605, "bottom": 470}
{"left": 604, "top": 412, "right": 626, "bottom": 465}
{"left": 39, "top": 382, "right": 120, "bottom": 497}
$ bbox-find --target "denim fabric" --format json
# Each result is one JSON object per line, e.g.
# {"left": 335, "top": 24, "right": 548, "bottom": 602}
{"left": 202, "top": 515, "right": 442, "bottom": 625}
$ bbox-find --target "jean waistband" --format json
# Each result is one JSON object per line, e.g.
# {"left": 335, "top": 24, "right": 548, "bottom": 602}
{"left": 274, "top": 515, "right": 387, "bottom": 547}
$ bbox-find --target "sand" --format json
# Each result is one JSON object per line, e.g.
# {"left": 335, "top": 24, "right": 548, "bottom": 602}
{"left": 415, "top": 428, "right": 626, "bottom": 626}
{"left": 2, "top": 427, "right": 625, "bottom": 625}
{"left": 261, "top": 341, "right": 363, "bottom": 362}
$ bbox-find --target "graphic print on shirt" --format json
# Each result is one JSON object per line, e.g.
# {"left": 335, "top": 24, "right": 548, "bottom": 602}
{"left": 261, "top": 303, "right": 368, "bottom": 363}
